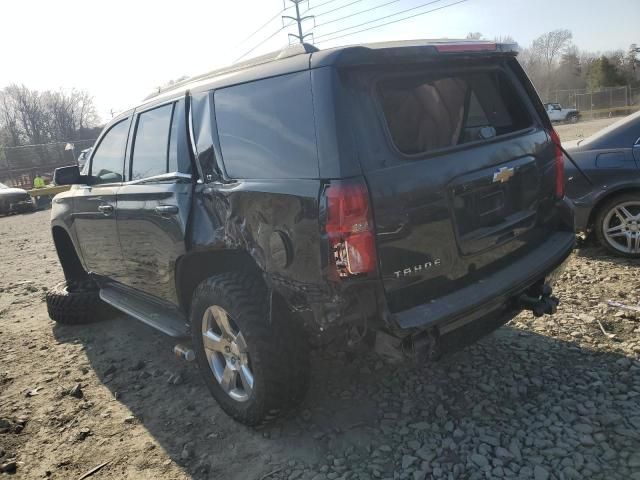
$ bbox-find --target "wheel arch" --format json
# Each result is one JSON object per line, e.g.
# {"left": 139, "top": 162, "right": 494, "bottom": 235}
{"left": 587, "top": 185, "right": 640, "bottom": 230}
{"left": 175, "top": 249, "right": 264, "bottom": 314}
{"left": 51, "top": 226, "right": 88, "bottom": 282}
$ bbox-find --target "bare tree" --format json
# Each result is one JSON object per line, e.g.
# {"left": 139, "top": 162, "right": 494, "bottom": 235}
{"left": 44, "top": 89, "right": 98, "bottom": 140}
{"left": 494, "top": 35, "right": 516, "bottom": 45}
{"left": 531, "top": 29, "right": 573, "bottom": 75}
{"left": 0, "top": 85, "right": 98, "bottom": 147}
{"left": 8, "top": 85, "right": 50, "bottom": 145}
{"left": 0, "top": 91, "right": 22, "bottom": 146}
{"left": 529, "top": 30, "right": 573, "bottom": 96}
{"left": 466, "top": 32, "right": 484, "bottom": 40}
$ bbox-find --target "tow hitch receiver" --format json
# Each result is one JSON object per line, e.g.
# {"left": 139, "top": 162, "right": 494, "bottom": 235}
{"left": 518, "top": 284, "right": 559, "bottom": 317}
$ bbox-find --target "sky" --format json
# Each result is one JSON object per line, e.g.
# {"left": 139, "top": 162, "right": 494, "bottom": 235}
{"left": 1, "top": 0, "right": 637, "bottom": 123}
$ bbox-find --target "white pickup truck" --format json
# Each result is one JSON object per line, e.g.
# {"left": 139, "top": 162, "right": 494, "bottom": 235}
{"left": 544, "top": 103, "right": 580, "bottom": 123}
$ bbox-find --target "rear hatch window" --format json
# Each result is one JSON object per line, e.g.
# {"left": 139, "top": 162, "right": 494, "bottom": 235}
{"left": 378, "top": 69, "right": 532, "bottom": 155}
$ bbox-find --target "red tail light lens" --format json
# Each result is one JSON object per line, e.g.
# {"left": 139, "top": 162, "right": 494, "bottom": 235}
{"left": 549, "top": 129, "right": 565, "bottom": 199}
{"left": 324, "top": 179, "right": 377, "bottom": 278}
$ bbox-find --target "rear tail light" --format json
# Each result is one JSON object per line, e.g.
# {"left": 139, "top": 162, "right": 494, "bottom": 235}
{"left": 324, "top": 178, "right": 377, "bottom": 279}
{"left": 549, "top": 129, "right": 565, "bottom": 199}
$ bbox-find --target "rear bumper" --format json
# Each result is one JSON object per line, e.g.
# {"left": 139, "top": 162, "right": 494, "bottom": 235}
{"left": 391, "top": 230, "right": 575, "bottom": 334}
{"left": 12, "top": 199, "right": 35, "bottom": 212}
{"left": 0, "top": 198, "right": 34, "bottom": 214}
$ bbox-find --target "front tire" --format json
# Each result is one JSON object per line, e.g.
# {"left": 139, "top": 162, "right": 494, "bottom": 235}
{"left": 190, "top": 272, "right": 310, "bottom": 426}
{"left": 594, "top": 193, "right": 640, "bottom": 258}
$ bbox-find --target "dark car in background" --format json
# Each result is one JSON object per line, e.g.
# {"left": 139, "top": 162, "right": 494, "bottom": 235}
{"left": 0, "top": 182, "right": 35, "bottom": 215}
{"left": 565, "top": 110, "right": 640, "bottom": 257}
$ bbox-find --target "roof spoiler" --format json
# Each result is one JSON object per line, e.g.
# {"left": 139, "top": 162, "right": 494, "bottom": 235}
{"left": 311, "top": 40, "right": 519, "bottom": 68}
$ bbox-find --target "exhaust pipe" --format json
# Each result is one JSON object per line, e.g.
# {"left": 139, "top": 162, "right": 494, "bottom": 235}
{"left": 519, "top": 284, "right": 559, "bottom": 317}
{"left": 173, "top": 344, "right": 195, "bottom": 362}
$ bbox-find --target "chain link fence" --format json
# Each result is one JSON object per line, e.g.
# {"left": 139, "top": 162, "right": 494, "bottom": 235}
{"left": 0, "top": 139, "right": 96, "bottom": 188}
{"left": 545, "top": 86, "right": 640, "bottom": 120}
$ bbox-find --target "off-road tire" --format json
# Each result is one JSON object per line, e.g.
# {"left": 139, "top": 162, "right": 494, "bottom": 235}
{"left": 190, "top": 272, "right": 310, "bottom": 426}
{"left": 567, "top": 113, "right": 579, "bottom": 123}
{"left": 594, "top": 192, "right": 640, "bottom": 258}
{"left": 46, "top": 281, "right": 112, "bottom": 324}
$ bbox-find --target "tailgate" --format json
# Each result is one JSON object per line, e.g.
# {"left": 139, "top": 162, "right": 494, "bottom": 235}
{"left": 342, "top": 57, "right": 560, "bottom": 313}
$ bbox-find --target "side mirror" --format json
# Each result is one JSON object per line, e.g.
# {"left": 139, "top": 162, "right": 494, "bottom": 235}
{"left": 54, "top": 165, "right": 86, "bottom": 185}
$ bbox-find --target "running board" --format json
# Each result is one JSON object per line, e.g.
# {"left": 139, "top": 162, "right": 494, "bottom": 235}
{"left": 100, "top": 285, "right": 189, "bottom": 338}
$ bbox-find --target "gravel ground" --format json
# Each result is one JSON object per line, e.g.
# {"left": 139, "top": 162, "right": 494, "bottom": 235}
{"left": 1, "top": 210, "right": 640, "bottom": 479}
{"left": 555, "top": 117, "right": 620, "bottom": 142}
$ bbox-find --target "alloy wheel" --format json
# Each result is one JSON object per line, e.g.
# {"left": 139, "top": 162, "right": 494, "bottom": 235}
{"left": 201, "top": 305, "right": 254, "bottom": 402}
{"left": 602, "top": 201, "right": 640, "bottom": 255}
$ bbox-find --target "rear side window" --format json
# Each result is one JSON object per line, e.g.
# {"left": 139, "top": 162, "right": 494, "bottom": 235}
{"left": 214, "top": 71, "right": 318, "bottom": 179}
{"left": 131, "top": 103, "right": 173, "bottom": 180}
{"left": 378, "top": 70, "right": 531, "bottom": 155}
{"left": 168, "top": 100, "right": 191, "bottom": 174}
{"left": 90, "top": 119, "right": 129, "bottom": 184}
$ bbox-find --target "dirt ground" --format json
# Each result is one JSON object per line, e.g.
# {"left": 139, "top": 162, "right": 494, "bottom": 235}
{"left": 555, "top": 117, "right": 620, "bottom": 142}
{"left": 0, "top": 118, "right": 639, "bottom": 479}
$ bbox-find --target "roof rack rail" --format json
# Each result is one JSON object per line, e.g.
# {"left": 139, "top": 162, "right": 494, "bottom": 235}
{"left": 144, "top": 43, "right": 319, "bottom": 101}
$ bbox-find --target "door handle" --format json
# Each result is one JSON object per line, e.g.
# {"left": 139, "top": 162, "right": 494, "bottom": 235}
{"left": 97, "top": 204, "right": 114, "bottom": 215}
{"left": 155, "top": 205, "right": 179, "bottom": 215}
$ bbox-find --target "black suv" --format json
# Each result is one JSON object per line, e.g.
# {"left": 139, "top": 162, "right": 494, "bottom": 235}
{"left": 47, "top": 40, "right": 574, "bottom": 425}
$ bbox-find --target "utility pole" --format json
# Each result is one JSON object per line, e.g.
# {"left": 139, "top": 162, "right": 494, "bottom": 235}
{"left": 283, "top": 0, "right": 314, "bottom": 44}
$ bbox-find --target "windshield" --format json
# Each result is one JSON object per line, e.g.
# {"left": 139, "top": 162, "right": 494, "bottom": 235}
{"left": 0, "top": 182, "right": 8, "bottom": 189}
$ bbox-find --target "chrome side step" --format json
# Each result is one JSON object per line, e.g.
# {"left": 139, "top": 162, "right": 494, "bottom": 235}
{"left": 100, "top": 285, "right": 189, "bottom": 338}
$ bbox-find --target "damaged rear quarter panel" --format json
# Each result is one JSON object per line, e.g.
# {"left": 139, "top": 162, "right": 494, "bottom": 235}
{"left": 189, "top": 179, "right": 335, "bottom": 316}
{"left": 187, "top": 76, "right": 379, "bottom": 333}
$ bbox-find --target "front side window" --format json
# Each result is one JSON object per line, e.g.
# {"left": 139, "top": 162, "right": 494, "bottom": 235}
{"left": 90, "top": 119, "right": 129, "bottom": 184}
{"left": 378, "top": 70, "right": 531, "bottom": 155}
{"left": 131, "top": 103, "right": 174, "bottom": 180}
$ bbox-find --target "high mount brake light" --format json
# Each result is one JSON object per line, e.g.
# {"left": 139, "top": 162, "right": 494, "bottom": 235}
{"left": 549, "top": 129, "right": 565, "bottom": 199}
{"left": 435, "top": 43, "right": 497, "bottom": 53}
{"left": 324, "top": 179, "right": 377, "bottom": 279}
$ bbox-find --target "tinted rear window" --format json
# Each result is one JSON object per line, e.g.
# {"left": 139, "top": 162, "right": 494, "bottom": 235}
{"left": 378, "top": 70, "right": 531, "bottom": 155}
{"left": 214, "top": 71, "right": 318, "bottom": 179}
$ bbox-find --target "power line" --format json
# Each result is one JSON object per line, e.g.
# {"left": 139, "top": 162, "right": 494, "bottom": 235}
{"left": 315, "top": 0, "right": 400, "bottom": 28}
{"left": 235, "top": 0, "right": 313, "bottom": 62}
{"left": 315, "top": 0, "right": 470, "bottom": 44}
{"left": 234, "top": 23, "right": 294, "bottom": 62}
{"left": 236, "top": 7, "right": 290, "bottom": 47}
{"left": 306, "top": 0, "right": 343, "bottom": 11}
{"left": 315, "top": 0, "right": 447, "bottom": 40}
{"left": 314, "top": 0, "right": 363, "bottom": 17}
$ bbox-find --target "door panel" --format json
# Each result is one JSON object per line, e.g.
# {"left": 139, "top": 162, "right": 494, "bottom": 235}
{"left": 72, "top": 116, "right": 131, "bottom": 280}
{"left": 115, "top": 98, "right": 192, "bottom": 305}
{"left": 73, "top": 185, "right": 127, "bottom": 279}
{"left": 115, "top": 180, "right": 191, "bottom": 304}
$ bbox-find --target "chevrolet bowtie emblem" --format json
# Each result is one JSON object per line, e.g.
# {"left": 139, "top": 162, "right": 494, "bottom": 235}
{"left": 493, "top": 167, "right": 515, "bottom": 183}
